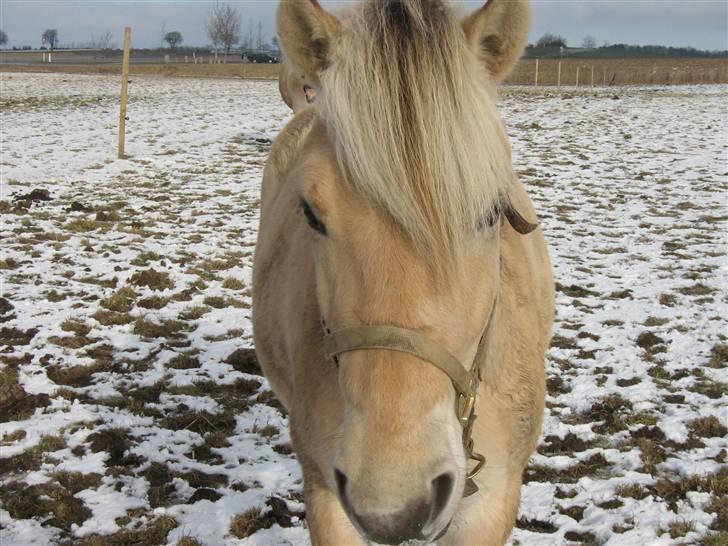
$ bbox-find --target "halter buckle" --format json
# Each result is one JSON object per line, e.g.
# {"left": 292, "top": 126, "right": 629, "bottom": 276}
{"left": 457, "top": 392, "right": 476, "bottom": 427}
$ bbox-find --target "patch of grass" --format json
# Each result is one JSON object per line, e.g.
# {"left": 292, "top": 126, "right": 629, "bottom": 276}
{"left": 159, "top": 409, "right": 237, "bottom": 436}
{"left": 636, "top": 438, "right": 666, "bottom": 474}
{"left": 524, "top": 453, "right": 610, "bottom": 484}
{"left": 76, "top": 275, "right": 118, "bottom": 289}
{"left": 0, "top": 481, "right": 92, "bottom": 531}
{"left": 550, "top": 334, "right": 578, "bottom": 350}
{"left": 87, "top": 428, "right": 135, "bottom": 467}
{"left": 636, "top": 331, "right": 666, "bottom": 350}
{"left": 133, "top": 318, "right": 189, "bottom": 339}
{"left": 100, "top": 286, "right": 137, "bottom": 313}
{"left": 515, "top": 517, "right": 558, "bottom": 533}
{"left": 644, "top": 316, "right": 670, "bottom": 327}
{"left": 178, "top": 306, "right": 210, "bottom": 320}
{"left": 0, "top": 326, "right": 38, "bottom": 346}
{"left": 92, "top": 309, "right": 133, "bottom": 326}
{"left": 576, "top": 394, "right": 633, "bottom": 433}
{"left": 2, "top": 430, "right": 27, "bottom": 442}
{"left": 538, "top": 433, "right": 591, "bottom": 455}
{"left": 72, "top": 515, "right": 177, "bottom": 546}
{"left": 52, "top": 471, "right": 103, "bottom": 494}
{"left": 253, "top": 424, "right": 279, "bottom": 438}
{"left": 230, "top": 508, "right": 264, "bottom": 538}
{"left": 137, "top": 295, "right": 169, "bottom": 309}
{"left": 130, "top": 268, "right": 174, "bottom": 291}
{"left": 699, "top": 532, "right": 728, "bottom": 546}
{"left": 47, "top": 289, "right": 68, "bottom": 302}
{"left": 666, "top": 519, "right": 696, "bottom": 539}
{"left": 558, "top": 505, "right": 585, "bottom": 522}
{"left": 689, "top": 378, "right": 727, "bottom": 400}
{"left": 706, "top": 495, "right": 727, "bottom": 531}
{"left": 659, "top": 293, "right": 677, "bottom": 306}
{"left": 708, "top": 344, "right": 728, "bottom": 369}
{"left": 203, "top": 295, "right": 228, "bottom": 309}
{"left": 687, "top": 416, "right": 727, "bottom": 439}
{"left": 222, "top": 277, "right": 245, "bottom": 290}
{"left": 597, "top": 498, "right": 623, "bottom": 509}
{"left": 176, "top": 537, "right": 204, "bottom": 546}
{"left": 616, "top": 483, "right": 650, "bottom": 500}
{"left": 60, "top": 318, "right": 92, "bottom": 337}
{"left": 167, "top": 352, "right": 201, "bottom": 369}
{"left": 205, "top": 431, "right": 231, "bottom": 449}
{"left": 46, "top": 363, "right": 103, "bottom": 387}
{"left": 65, "top": 217, "right": 103, "bottom": 232}
{"left": 624, "top": 411, "right": 659, "bottom": 428}
{"left": 655, "top": 467, "right": 728, "bottom": 511}
{"left": 563, "top": 531, "right": 598, "bottom": 545}
{"left": 678, "top": 283, "right": 715, "bottom": 296}
{"left": 48, "top": 334, "right": 94, "bottom": 349}
{"left": 178, "top": 469, "right": 228, "bottom": 489}
{"left": 616, "top": 376, "right": 641, "bottom": 387}
{"left": 0, "top": 434, "right": 67, "bottom": 475}
{"left": 131, "top": 251, "right": 161, "bottom": 266}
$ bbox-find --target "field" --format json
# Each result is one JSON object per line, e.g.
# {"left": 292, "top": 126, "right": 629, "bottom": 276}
{"left": 2, "top": 53, "right": 726, "bottom": 85}
{"left": 0, "top": 74, "right": 726, "bottom": 546}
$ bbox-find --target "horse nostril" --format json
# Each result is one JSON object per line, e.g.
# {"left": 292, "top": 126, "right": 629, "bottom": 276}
{"left": 334, "top": 468, "right": 348, "bottom": 500}
{"left": 431, "top": 472, "right": 455, "bottom": 520}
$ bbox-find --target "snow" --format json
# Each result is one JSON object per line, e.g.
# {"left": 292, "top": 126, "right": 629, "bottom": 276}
{"left": 1, "top": 73, "right": 726, "bottom": 545}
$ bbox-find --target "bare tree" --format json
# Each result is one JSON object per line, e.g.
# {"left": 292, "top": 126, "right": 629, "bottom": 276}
{"left": 582, "top": 35, "right": 597, "bottom": 49}
{"left": 535, "top": 32, "right": 566, "bottom": 48}
{"left": 245, "top": 19, "right": 254, "bottom": 50}
{"left": 42, "top": 29, "right": 58, "bottom": 50}
{"left": 0, "top": 30, "right": 7, "bottom": 46}
{"left": 159, "top": 21, "right": 167, "bottom": 49}
{"left": 98, "top": 30, "right": 113, "bottom": 49}
{"left": 206, "top": 1, "right": 240, "bottom": 63}
{"left": 256, "top": 20, "right": 263, "bottom": 49}
{"left": 164, "top": 31, "right": 183, "bottom": 49}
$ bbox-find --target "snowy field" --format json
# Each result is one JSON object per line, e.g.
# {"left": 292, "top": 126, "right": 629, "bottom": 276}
{"left": 0, "top": 73, "right": 725, "bottom": 546}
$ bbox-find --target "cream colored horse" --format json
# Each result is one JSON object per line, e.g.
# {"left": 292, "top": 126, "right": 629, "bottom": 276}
{"left": 253, "top": 1, "right": 554, "bottom": 544}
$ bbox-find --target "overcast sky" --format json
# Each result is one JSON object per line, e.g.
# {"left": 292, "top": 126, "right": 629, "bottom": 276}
{"left": 1, "top": 1, "right": 726, "bottom": 51}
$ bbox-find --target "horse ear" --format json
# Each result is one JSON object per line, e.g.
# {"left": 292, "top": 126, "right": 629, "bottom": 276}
{"left": 277, "top": 0, "right": 341, "bottom": 86}
{"left": 462, "top": 0, "right": 530, "bottom": 83}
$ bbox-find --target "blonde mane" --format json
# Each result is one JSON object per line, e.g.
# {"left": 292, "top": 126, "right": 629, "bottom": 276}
{"left": 319, "top": 0, "right": 514, "bottom": 258}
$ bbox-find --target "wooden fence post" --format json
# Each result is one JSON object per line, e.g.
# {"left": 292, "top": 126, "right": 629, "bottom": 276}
{"left": 591, "top": 66, "right": 594, "bottom": 87}
{"left": 534, "top": 59, "right": 539, "bottom": 87}
{"left": 557, "top": 60, "right": 561, "bottom": 87}
{"left": 576, "top": 66, "right": 580, "bottom": 87}
{"left": 118, "top": 27, "right": 131, "bottom": 159}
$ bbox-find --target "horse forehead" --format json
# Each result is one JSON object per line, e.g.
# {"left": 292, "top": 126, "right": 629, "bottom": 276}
{"left": 300, "top": 120, "right": 339, "bottom": 179}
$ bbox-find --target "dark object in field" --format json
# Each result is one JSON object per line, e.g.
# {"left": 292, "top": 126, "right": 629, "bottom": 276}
{"left": 67, "top": 201, "right": 94, "bottom": 213}
{"left": 243, "top": 52, "right": 279, "bottom": 64}
{"left": 0, "top": 297, "right": 14, "bottom": 323}
{"left": 187, "top": 487, "right": 222, "bottom": 504}
{"left": 224, "top": 348, "right": 262, "bottom": 376}
{"left": 13, "top": 188, "right": 52, "bottom": 202}
{"left": 0, "top": 382, "right": 50, "bottom": 423}
{"left": 0, "top": 326, "right": 38, "bottom": 346}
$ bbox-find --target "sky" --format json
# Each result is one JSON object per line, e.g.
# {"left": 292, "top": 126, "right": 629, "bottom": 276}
{"left": 1, "top": 0, "right": 726, "bottom": 51}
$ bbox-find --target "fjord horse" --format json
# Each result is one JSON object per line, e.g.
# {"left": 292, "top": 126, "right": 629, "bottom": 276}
{"left": 253, "top": 1, "right": 554, "bottom": 544}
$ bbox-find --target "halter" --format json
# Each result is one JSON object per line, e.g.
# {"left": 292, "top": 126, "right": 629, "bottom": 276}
{"left": 321, "top": 296, "right": 496, "bottom": 497}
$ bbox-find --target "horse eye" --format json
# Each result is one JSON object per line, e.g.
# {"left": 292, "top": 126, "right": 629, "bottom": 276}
{"left": 476, "top": 205, "right": 501, "bottom": 232}
{"left": 301, "top": 199, "right": 327, "bottom": 235}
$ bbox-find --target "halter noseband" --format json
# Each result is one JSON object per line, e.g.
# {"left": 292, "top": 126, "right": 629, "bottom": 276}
{"left": 321, "top": 296, "right": 498, "bottom": 497}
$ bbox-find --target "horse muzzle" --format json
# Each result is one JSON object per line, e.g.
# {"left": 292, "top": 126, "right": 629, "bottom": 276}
{"left": 335, "top": 467, "right": 455, "bottom": 544}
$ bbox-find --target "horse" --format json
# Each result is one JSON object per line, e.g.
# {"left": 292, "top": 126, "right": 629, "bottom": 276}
{"left": 252, "top": 1, "right": 554, "bottom": 544}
